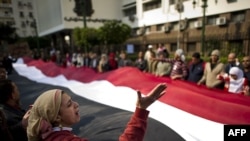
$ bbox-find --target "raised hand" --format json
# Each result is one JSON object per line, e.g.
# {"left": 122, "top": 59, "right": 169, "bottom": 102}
{"left": 136, "top": 83, "right": 167, "bottom": 109}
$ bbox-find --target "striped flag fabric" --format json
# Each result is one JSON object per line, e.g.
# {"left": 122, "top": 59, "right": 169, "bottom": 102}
{"left": 13, "top": 57, "right": 250, "bottom": 141}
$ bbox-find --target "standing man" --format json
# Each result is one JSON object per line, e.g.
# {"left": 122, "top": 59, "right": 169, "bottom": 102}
{"left": 242, "top": 56, "right": 250, "bottom": 85}
{"left": 224, "top": 52, "right": 240, "bottom": 74}
{"left": 187, "top": 52, "right": 205, "bottom": 83}
{"left": 241, "top": 56, "right": 250, "bottom": 96}
{"left": 198, "top": 49, "right": 224, "bottom": 89}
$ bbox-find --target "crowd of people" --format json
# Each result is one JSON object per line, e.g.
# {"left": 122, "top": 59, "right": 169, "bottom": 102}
{"left": 43, "top": 44, "right": 250, "bottom": 96}
{"left": 1, "top": 43, "right": 250, "bottom": 141}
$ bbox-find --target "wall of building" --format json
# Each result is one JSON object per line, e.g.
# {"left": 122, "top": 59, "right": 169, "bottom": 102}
{"left": 37, "top": 0, "right": 123, "bottom": 37}
{"left": 0, "top": 2, "right": 13, "bottom": 24}
{"left": 123, "top": 0, "right": 250, "bottom": 56}
{"left": 0, "top": 0, "right": 36, "bottom": 37}
{"left": 123, "top": 0, "right": 250, "bottom": 28}
{"left": 33, "top": 0, "right": 250, "bottom": 55}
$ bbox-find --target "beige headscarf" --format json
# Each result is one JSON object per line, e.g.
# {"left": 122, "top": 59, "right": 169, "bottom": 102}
{"left": 27, "top": 89, "right": 62, "bottom": 141}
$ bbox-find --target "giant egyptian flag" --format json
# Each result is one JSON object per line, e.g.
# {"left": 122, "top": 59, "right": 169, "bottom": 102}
{"left": 13, "top": 57, "right": 250, "bottom": 141}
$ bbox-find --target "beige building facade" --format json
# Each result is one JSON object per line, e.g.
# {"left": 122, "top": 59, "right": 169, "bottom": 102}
{"left": 33, "top": 0, "right": 250, "bottom": 56}
{"left": 0, "top": 0, "right": 36, "bottom": 37}
{"left": 122, "top": 0, "right": 250, "bottom": 56}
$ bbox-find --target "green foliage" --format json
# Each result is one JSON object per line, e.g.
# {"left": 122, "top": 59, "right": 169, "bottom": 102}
{"left": 98, "top": 21, "right": 131, "bottom": 45}
{"left": 73, "top": 27, "right": 99, "bottom": 52}
{"left": 73, "top": 27, "right": 84, "bottom": 47}
{"left": 205, "top": 39, "right": 244, "bottom": 57}
{"left": 73, "top": 21, "right": 131, "bottom": 53}
{"left": 0, "top": 23, "right": 18, "bottom": 43}
{"left": 127, "top": 53, "right": 137, "bottom": 61}
{"left": 18, "top": 36, "right": 50, "bottom": 49}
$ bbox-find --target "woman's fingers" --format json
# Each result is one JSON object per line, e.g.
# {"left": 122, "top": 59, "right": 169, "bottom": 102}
{"left": 137, "top": 90, "right": 142, "bottom": 100}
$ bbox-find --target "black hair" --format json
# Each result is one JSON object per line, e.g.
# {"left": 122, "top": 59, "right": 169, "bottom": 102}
{"left": 192, "top": 52, "right": 200, "bottom": 59}
{"left": 0, "top": 79, "right": 14, "bottom": 104}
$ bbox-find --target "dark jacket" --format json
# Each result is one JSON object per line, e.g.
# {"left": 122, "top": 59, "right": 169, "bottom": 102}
{"left": 187, "top": 60, "right": 205, "bottom": 83}
{"left": 0, "top": 108, "right": 13, "bottom": 141}
{"left": 0, "top": 104, "right": 27, "bottom": 141}
{"left": 224, "top": 63, "right": 241, "bottom": 74}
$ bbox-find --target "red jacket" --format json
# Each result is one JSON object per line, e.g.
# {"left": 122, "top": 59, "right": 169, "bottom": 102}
{"left": 44, "top": 108, "right": 149, "bottom": 141}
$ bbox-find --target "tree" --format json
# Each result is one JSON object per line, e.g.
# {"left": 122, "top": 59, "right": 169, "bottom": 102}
{"left": 72, "top": 21, "right": 131, "bottom": 53}
{"left": 98, "top": 20, "right": 131, "bottom": 45}
{"left": 73, "top": 0, "right": 94, "bottom": 17}
{"left": 0, "top": 23, "right": 17, "bottom": 44}
{"left": 72, "top": 27, "right": 99, "bottom": 52}
{"left": 19, "top": 36, "right": 50, "bottom": 50}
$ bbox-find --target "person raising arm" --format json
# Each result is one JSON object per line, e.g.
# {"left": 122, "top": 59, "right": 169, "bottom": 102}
{"left": 27, "top": 83, "right": 167, "bottom": 141}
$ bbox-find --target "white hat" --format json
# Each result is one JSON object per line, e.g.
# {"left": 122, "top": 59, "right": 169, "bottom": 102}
{"left": 148, "top": 45, "right": 153, "bottom": 49}
{"left": 229, "top": 67, "right": 243, "bottom": 79}
{"left": 175, "top": 49, "right": 185, "bottom": 61}
{"left": 211, "top": 49, "right": 220, "bottom": 56}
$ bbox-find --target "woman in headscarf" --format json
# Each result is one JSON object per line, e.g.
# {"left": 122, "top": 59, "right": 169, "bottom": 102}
{"left": 27, "top": 83, "right": 167, "bottom": 141}
{"left": 217, "top": 67, "right": 248, "bottom": 95}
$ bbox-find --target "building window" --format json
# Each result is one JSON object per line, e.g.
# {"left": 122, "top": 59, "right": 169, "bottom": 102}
{"left": 29, "top": 12, "right": 33, "bottom": 18}
{"left": 21, "top": 21, "right": 26, "bottom": 27}
{"left": 227, "top": 0, "right": 237, "bottom": 3}
{"left": 188, "top": 19, "right": 196, "bottom": 29}
{"left": 143, "top": 0, "right": 161, "bottom": 12}
{"left": 169, "top": 0, "right": 188, "bottom": 5}
{"left": 2, "top": 0, "right": 11, "bottom": 4}
{"left": 207, "top": 15, "right": 218, "bottom": 25}
{"left": 172, "top": 22, "right": 178, "bottom": 30}
{"left": 27, "top": 2, "right": 33, "bottom": 9}
{"left": 187, "top": 43, "right": 196, "bottom": 52}
{"left": 6, "top": 21, "right": 13, "bottom": 25}
{"left": 231, "top": 11, "right": 245, "bottom": 23}
{"left": 19, "top": 11, "right": 24, "bottom": 18}
{"left": 123, "top": 6, "right": 136, "bottom": 17}
{"left": 4, "top": 11, "right": 9, "bottom": 16}
{"left": 30, "top": 21, "right": 36, "bottom": 28}
{"left": 169, "top": 0, "right": 175, "bottom": 5}
{"left": 170, "top": 43, "right": 177, "bottom": 52}
{"left": 18, "top": 1, "right": 23, "bottom": 7}
{"left": 145, "top": 26, "right": 151, "bottom": 34}
{"left": 156, "top": 24, "right": 164, "bottom": 31}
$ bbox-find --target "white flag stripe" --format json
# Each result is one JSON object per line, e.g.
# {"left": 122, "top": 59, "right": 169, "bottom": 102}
{"left": 14, "top": 58, "right": 224, "bottom": 141}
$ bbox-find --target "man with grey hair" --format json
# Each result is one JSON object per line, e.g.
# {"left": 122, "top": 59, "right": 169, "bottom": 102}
{"left": 224, "top": 52, "right": 241, "bottom": 74}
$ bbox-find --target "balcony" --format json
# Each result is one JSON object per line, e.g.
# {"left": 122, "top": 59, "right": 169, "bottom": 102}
{"left": 0, "top": 12, "right": 13, "bottom": 18}
{"left": 0, "top": 3, "right": 12, "bottom": 8}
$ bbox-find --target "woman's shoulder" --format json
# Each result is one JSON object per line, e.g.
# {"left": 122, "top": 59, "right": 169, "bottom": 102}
{"left": 45, "top": 130, "right": 88, "bottom": 141}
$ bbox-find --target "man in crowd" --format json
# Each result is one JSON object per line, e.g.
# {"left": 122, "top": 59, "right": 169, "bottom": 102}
{"left": 187, "top": 52, "right": 205, "bottom": 83}
{"left": 241, "top": 56, "right": 250, "bottom": 86}
{"left": 198, "top": 49, "right": 224, "bottom": 89}
{"left": 224, "top": 52, "right": 240, "bottom": 74}
{"left": 0, "top": 80, "right": 30, "bottom": 141}
{"left": 0, "top": 66, "right": 7, "bottom": 80}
